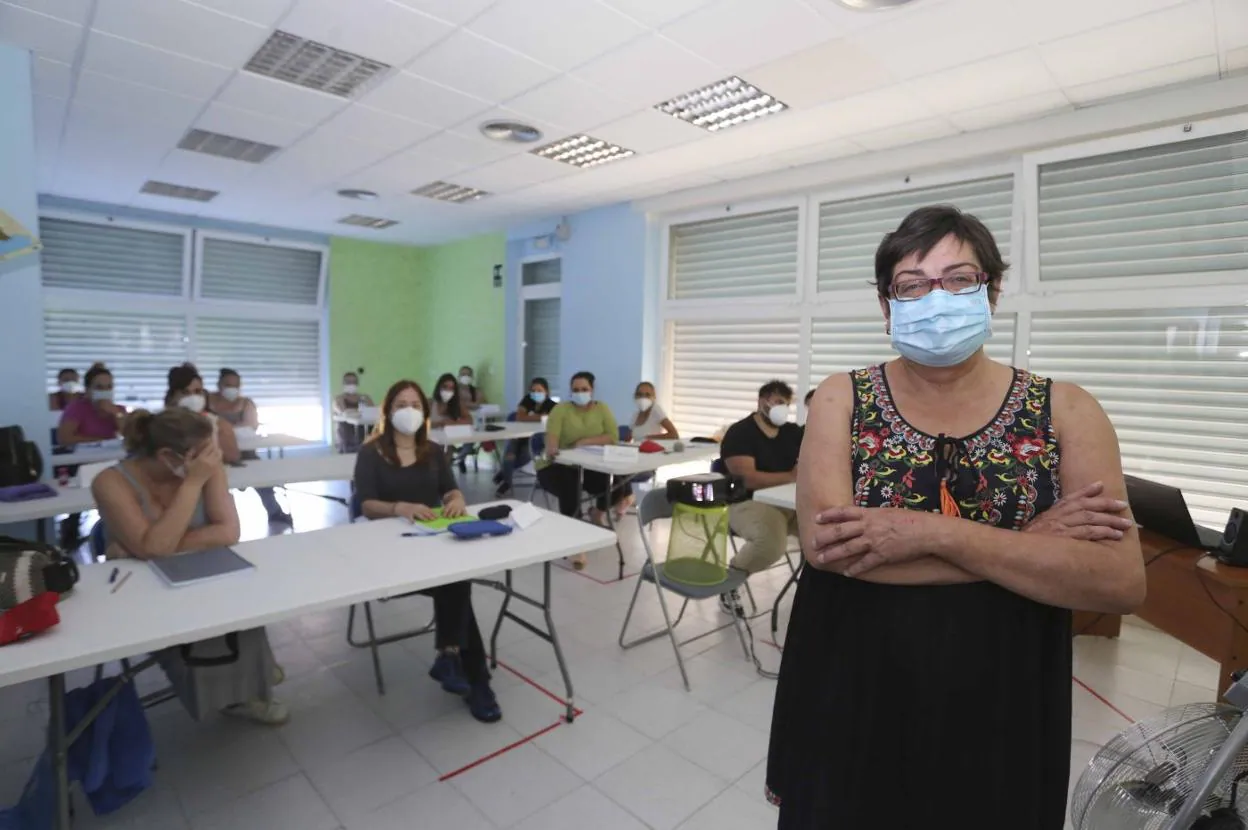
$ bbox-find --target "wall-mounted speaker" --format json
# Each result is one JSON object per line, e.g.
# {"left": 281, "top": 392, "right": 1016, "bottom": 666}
{"left": 1218, "top": 508, "right": 1248, "bottom": 567}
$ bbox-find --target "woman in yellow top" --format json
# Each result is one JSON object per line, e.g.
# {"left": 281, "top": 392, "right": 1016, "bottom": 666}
{"left": 537, "top": 371, "right": 632, "bottom": 565}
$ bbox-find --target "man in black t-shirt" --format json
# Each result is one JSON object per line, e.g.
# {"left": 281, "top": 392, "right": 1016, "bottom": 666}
{"left": 721, "top": 380, "right": 803, "bottom": 573}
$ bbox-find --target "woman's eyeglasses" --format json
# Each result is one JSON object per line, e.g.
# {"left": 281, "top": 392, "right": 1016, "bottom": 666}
{"left": 890, "top": 271, "right": 987, "bottom": 302}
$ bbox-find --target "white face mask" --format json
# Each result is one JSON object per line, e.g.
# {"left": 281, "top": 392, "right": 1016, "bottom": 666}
{"left": 91, "top": 388, "right": 114, "bottom": 403}
{"left": 390, "top": 406, "right": 423, "bottom": 436}
{"left": 766, "top": 403, "right": 790, "bottom": 427}
{"left": 439, "top": 389, "right": 455, "bottom": 403}
{"left": 178, "top": 394, "right": 206, "bottom": 413}
{"left": 343, "top": 384, "right": 359, "bottom": 395}
{"left": 164, "top": 454, "right": 188, "bottom": 479}
{"left": 635, "top": 397, "right": 653, "bottom": 412}
{"left": 459, "top": 374, "right": 473, "bottom": 386}
{"left": 570, "top": 391, "right": 592, "bottom": 406}
{"left": 60, "top": 381, "right": 81, "bottom": 395}
{"left": 221, "top": 387, "right": 241, "bottom": 402}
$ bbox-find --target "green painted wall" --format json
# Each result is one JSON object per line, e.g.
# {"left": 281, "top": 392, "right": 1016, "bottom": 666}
{"left": 328, "top": 233, "right": 506, "bottom": 406}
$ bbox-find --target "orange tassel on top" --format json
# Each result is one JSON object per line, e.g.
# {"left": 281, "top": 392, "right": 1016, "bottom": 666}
{"left": 939, "top": 479, "right": 960, "bottom": 518}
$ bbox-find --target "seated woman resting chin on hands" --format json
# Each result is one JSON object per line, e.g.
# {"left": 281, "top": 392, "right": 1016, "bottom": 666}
{"left": 768, "top": 205, "right": 1145, "bottom": 830}
{"left": 91, "top": 408, "right": 287, "bottom": 726}
{"left": 352, "top": 380, "right": 502, "bottom": 724}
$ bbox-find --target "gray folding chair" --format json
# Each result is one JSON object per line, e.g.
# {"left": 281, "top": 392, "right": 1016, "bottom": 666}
{"left": 618, "top": 488, "right": 752, "bottom": 691}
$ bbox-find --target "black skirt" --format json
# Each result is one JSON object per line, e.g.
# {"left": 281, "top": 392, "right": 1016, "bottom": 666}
{"left": 766, "top": 567, "right": 1072, "bottom": 830}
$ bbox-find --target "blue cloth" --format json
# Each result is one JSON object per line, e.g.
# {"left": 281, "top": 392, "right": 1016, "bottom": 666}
{"left": 0, "top": 678, "right": 155, "bottom": 828}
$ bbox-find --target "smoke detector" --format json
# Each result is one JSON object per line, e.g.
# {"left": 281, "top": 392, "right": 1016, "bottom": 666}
{"left": 480, "top": 120, "right": 543, "bottom": 144}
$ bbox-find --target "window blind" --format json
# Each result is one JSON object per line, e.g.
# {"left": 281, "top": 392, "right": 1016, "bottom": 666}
{"left": 44, "top": 310, "right": 188, "bottom": 407}
{"left": 808, "top": 313, "right": 1016, "bottom": 389}
{"left": 193, "top": 317, "right": 321, "bottom": 405}
{"left": 817, "top": 176, "right": 1014, "bottom": 293}
{"left": 522, "top": 298, "right": 560, "bottom": 388}
{"left": 1038, "top": 130, "right": 1248, "bottom": 282}
{"left": 1028, "top": 307, "right": 1248, "bottom": 529}
{"left": 199, "top": 237, "right": 322, "bottom": 306}
{"left": 668, "top": 319, "right": 800, "bottom": 439}
{"left": 39, "top": 217, "right": 185, "bottom": 296}
{"left": 669, "top": 208, "right": 799, "bottom": 300}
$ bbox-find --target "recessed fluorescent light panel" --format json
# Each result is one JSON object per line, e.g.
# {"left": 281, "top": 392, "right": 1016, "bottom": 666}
{"left": 531, "top": 135, "right": 635, "bottom": 169}
{"left": 655, "top": 76, "right": 788, "bottom": 132}
{"left": 140, "top": 180, "right": 218, "bottom": 202}
{"left": 338, "top": 214, "right": 399, "bottom": 230}
{"left": 411, "top": 181, "right": 490, "bottom": 203}
{"left": 177, "top": 128, "right": 280, "bottom": 164}
{"left": 245, "top": 30, "right": 391, "bottom": 98}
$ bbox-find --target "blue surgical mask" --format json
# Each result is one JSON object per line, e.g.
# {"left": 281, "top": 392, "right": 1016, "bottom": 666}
{"left": 530, "top": 391, "right": 546, "bottom": 404}
{"left": 570, "top": 391, "right": 592, "bottom": 406}
{"left": 889, "top": 289, "right": 992, "bottom": 368}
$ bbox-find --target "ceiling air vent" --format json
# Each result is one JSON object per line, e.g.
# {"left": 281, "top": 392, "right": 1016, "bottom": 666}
{"left": 139, "top": 180, "right": 219, "bottom": 202}
{"left": 244, "top": 30, "right": 391, "bottom": 98}
{"left": 177, "top": 128, "right": 280, "bottom": 164}
{"left": 338, "top": 214, "right": 399, "bottom": 230}
{"left": 531, "top": 135, "right": 635, "bottom": 169}
{"left": 412, "top": 181, "right": 490, "bottom": 203}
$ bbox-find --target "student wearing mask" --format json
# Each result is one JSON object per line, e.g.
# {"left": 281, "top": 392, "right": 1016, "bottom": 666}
{"left": 210, "top": 369, "right": 290, "bottom": 526}
{"left": 353, "top": 380, "right": 502, "bottom": 723}
{"left": 494, "top": 377, "right": 555, "bottom": 497}
{"left": 166, "top": 363, "right": 241, "bottom": 465}
{"left": 453, "top": 366, "right": 486, "bottom": 471}
{"left": 49, "top": 367, "right": 82, "bottom": 412}
{"left": 431, "top": 373, "right": 472, "bottom": 428}
{"left": 92, "top": 408, "right": 287, "bottom": 725}
{"left": 57, "top": 363, "right": 126, "bottom": 549}
{"left": 628, "top": 382, "right": 678, "bottom": 441}
{"left": 720, "top": 380, "right": 802, "bottom": 574}
{"left": 537, "top": 371, "right": 630, "bottom": 567}
{"left": 333, "top": 371, "right": 374, "bottom": 452}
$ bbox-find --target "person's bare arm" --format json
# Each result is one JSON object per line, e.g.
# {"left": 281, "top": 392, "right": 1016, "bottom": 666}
{"left": 929, "top": 383, "right": 1145, "bottom": 612}
{"left": 242, "top": 399, "right": 260, "bottom": 430}
{"left": 645, "top": 417, "right": 679, "bottom": 440}
{"left": 215, "top": 417, "right": 241, "bottom": 464}
{"left": 515, "top": 405, "right": 543, "bottom": 423}
{"left": 92, "top": 459, "right": 218, "bottom": 559}
{"left": 180, "top": 466, "right": 241, "bottom": 549}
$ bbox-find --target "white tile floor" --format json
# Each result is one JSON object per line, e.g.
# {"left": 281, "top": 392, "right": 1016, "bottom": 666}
{"left": 0, "top": 471, "right": 1224, "bottom": 829}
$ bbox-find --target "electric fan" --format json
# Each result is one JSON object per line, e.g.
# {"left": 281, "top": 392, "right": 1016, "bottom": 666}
{"left": 1071, "top": 673, "right": 1248, "bottom": 829}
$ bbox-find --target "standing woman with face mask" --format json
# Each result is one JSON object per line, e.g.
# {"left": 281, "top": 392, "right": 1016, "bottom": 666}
{"left": 210, "top": 368, "right": 290, "bottom": 526}
{"left": 768, "top": 206, "right": 1143, "bottom": 829}
{"left": 353, "top": 380, "right": 502, "bottom": 723}
{"left": 166, "top": 363, "right": 241, "bottom": 465}
{"left": 494, "top": 376, "right": 555, "bottom": 497}
{"left": 91, "top": 408, "right": 287, "bottom": 725}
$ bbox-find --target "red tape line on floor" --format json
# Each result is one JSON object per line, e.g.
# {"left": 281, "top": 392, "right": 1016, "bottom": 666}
{"left": 1072, "top": 675, "right": 1135, "bottom": 724}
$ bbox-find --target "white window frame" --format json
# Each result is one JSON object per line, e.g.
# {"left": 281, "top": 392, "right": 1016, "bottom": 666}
{"left": 192, "top": 229, "right": 329, "bottom": 310}
{"left": 1019, "top": 111, "right": 1248, "bottom": 297}
{"left": 515, "top": 253, "right": 562, "bottom": 401}
{"left": 40, "top": 208, "right": 194, "bottom": 299}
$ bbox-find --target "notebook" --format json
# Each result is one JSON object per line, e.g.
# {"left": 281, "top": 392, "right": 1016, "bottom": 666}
{"left": 149, "top": 547, "right": 255, "bottom": 588}
{"left": 403, "top": 509, "right": 477, "bottom": 535}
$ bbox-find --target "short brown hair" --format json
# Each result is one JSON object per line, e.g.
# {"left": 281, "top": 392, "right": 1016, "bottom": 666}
{"left": 874, "top": 205, "right": 1007, "bottom": 303}
{"left": 122, "top": 408, "right": 213, "bottom": 457}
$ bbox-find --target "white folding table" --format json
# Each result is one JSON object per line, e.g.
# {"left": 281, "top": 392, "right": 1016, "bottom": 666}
{"left": 552, "top": 442, "right": 720, "bottom": 579}
{"left": 430, "top": 422, "right": 542, "bottom": 447}
{"left": 0, "top": 504, "right": 614, "bottom": 830}
{"left": 51, "top": 433, "right": 319, "bottom": 468}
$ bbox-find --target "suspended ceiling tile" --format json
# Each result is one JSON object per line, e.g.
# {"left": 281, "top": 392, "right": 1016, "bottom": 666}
{"left": 407, "top": 29, "right": 557, "bottom": 103}
{"left": 504, "top": 75, "right": 636, "bottom": 132}
{"left": 196, "top": 102, "right": 312, "bottom": 147}
{"left": 92, "top": 0, "right": 270, "bottom": 67}
{"left": 73, "top": 70, "right": 205, "bottom": 127}
{"left": 358, "top": 71, "right": 493, "bottom": 129}
{"left": 1, "top": 0, "right": 93, "bottom": 25}
{"left": 945, "top": 89, "right": 1072, "bottom": 133}
{"left": 81, "top": 31, "right": 234, "bottom": 100}
{"left": 661, "top": 0, "right": 840, "bottom": 73}
{"left": 187, "top": 0, "right": 295, "bottom": 27}
{"left": 903, "top": 50, "right": 1061, "bottom": 115}
{"left": 1038, "top": 3, "right": 1217, "bottom": 88}
{"left": 600, "top": 0, "right": 715, "bottom": 28}
{"left": 410, "top": 127, "right": 524, "bottom": 167}
{"left": 31, "top": 56, "right": 73, "bottom": 99}
{"left": 216, "top": 72, "right": 349, "bottom": 125}
{"left": 592, "top": 109, "right": 705, "bottom": 154}
{"left": 315, "top": 105, "right": 440, "bottom": 155}
{"left": 279, "top": 0, "right": 454, "bottom": 67}
{"left": 0, "top": 3, "right": 83, "bottom": 63}
{"left": 458, "top": 152, "right": 576, "bottom": 193}
{"left": 852, "top": 117, "right": 960, "bottom": 152}
{"left": 388, "top": 0, "right": 499, "bottom": 26}
{"left": 468, "top": 0, "right": 646, "bottom": 72}
{"left": 573, "top": 33, "right": 722, "bottom": 110}
{"left": 1019, "top": 0, "right": 1189, "bottom": 45}
{"left": 746, "top": 37, "right": 895, "bottom": 110}
{"left": 1063, "top": 56, "right": 1221, "bottom": 106}
{"left": 1215, "top": 0, "right": 1248, "bottom": 51}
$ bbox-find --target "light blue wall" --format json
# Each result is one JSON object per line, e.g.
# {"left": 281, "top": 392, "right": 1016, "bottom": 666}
{"left": 0, "top": 43, "right": 49, "bottom": 471}
{"left": 505, "top": 202, "right": 649, "bottom": 420}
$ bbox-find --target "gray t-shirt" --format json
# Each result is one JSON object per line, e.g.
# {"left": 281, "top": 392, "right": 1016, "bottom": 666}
{"left": 352, "top": 440, "right": 458, "bottom": 506}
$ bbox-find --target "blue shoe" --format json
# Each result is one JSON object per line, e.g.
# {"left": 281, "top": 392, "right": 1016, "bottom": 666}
{"left": 428, "top": 652, "right": 470, "bottom": 695}
{"left": 465, "top": 682, "right": 502, "bottom": 723}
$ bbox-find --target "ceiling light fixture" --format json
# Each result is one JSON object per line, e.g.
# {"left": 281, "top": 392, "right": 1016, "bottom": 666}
{"left": 411, "top": 181, "right": 490, "bottom": 203}
{"left": 139, "top": 180, "right": 219, "bottom": 202}
{"left": 178, "top": 129, "right": 280, "bottom": 164}
{"left": 480, "top": 120, "right": 543, "bottom": 144}
{"left": 655, "top": 76, "right": 788, "bottom": 132}
{"left": 245, "top": 30, "right": 391, "bottom": 98}
{"left": 834, "top": 0, "right": 919, "bottom": 8}
{"left": 531, "top": 135, "right": 635, "bottom": 169}
{"left": 337, "top": 188, "right": 379, "bottom": 201}
{"left": 337, "top": 214, "right": 398, "bottom": 229}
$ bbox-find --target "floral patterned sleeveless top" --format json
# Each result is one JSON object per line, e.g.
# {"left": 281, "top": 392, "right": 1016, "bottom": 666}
{"left": 849, "top": 364, "right": 1061, "bottom": 530}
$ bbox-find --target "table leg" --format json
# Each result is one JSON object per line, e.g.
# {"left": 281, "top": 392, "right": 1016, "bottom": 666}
{"left": 600, "top": 473, "right": 625, "bottom": 581}
{"left": 770, "top": 564, "right": 801, "bottom": 640}
{"left": 49, "top": 673, "right": 70, "bottom": 830}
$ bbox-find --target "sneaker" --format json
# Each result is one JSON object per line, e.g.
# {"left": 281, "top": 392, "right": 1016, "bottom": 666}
{"left": 494, "top": 482, "right": 511, "bottom": 498}
{"left": 222, "top": 698, "right": 289, "bottom": 726}
{"left": 465, "top": 682, "right": 502, "bottom": 723}
{"left": 272, "top": 665, "right": 286, "bottom": 686}
{"left": 429, "top": 651, "right": 470, "bottom": 695}
{"left": 719, "top": 590, "right": 745, "bottom": 618}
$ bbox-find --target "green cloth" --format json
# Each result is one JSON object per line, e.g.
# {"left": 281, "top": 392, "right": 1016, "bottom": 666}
{"left": 538, "top": 402, "right": 618, "bottom": 468}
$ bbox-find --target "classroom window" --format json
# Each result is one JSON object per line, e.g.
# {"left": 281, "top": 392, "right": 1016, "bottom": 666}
{"left": 668, "top": 207, "right": 800, "bottom": 300}
{"left": 39, "top": 217, "right": 187, "bottom": 296}
{"left": 43, "top": 310, "right": 188, "bottom": 408}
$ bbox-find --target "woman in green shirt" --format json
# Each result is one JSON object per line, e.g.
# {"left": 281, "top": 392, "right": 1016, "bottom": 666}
{"left": 537, "top": 371, "right": 632, "bottom": 566}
